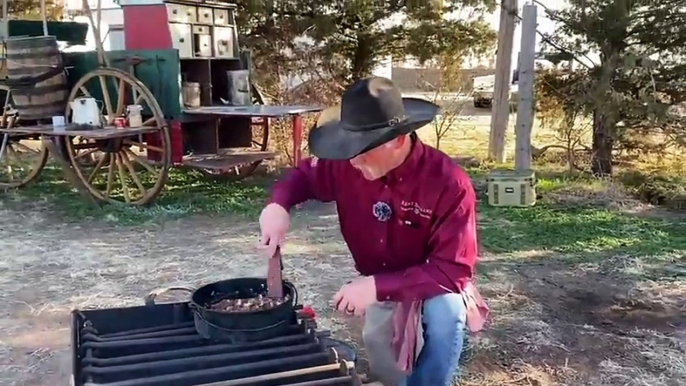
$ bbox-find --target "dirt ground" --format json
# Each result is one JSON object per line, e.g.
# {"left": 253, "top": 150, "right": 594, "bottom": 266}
{"left": 0, "top": 201, "right": 684, "bottom": 386}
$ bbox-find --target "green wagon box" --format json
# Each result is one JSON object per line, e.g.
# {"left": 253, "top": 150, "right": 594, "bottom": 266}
{"left": 0, "top": 1, "right": 323, "bottom": 207}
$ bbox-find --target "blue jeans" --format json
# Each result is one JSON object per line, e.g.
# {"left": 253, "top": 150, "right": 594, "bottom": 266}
{"left": 400, "top": 293, "right": 467, "bottom": 386}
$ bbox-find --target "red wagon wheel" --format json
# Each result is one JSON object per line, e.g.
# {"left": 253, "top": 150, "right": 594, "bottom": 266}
{"left": 199, "top": 82, "right": 269, "bottom": 181}
{"left": 63, "top": 68, "right": 171, "bottom": 205}
{"left": 0, "top": 85, "right": 49, "bottom": 189}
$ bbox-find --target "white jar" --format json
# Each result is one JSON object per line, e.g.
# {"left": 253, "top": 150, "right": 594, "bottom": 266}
{"left": 126, "top": 105, "right": 143, "bottom": 128}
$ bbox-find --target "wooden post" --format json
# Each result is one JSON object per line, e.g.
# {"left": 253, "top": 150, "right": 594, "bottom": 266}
{"left": 41, "top": 0, "right": 48, "bottom": 36}
{"left": 82, "top": 0, "right": 110, "bottom": 67}
{"left": 514, "top": 3, "right": 536, "bottom": 171}
{"left": 488, "top": 0, "right": 518, "bottom": 163}
{"left": 1, "top": 0, "right": 8, "bottom": 41}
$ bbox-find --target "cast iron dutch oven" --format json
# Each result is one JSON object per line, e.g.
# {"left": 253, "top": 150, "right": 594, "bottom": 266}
{"left": 145, "top": 278, "right": 298, "bottom": 343}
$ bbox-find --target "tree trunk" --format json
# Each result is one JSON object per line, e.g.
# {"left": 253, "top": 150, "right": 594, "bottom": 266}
{"left": 591, "top": 63, "right": 616, "bottom": 177}
{"left": 350, "top": 35, "right": 373, "bottom": 82}
{"left": 589, "top": 1, "right": 629, "bottom": 177}
{"left": 591, "top": 39, "right": 623, "bottom": 177}
{"left": 591, "top": 109, "right": 614, "bottom": 176}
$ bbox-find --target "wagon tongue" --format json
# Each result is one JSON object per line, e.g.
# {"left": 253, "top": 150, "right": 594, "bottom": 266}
{"left": 266, "top": 246, "right": 284, "bottom": 298}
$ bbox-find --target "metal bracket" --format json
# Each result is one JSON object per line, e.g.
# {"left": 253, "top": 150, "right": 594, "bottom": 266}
{"left": 112, "top": 55, "right": 165, "bottom": 66}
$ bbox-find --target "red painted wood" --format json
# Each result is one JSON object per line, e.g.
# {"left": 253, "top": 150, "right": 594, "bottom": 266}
{"left": 123, "top": 5, "right": 173, "bottom": 50}
{"left": 291, "top": 114, "right": 303, "bottom": 166}
{"left": 144, "top": 121, "right": 181, "bottom": 163}
{"left": 170, "top": 120, "right": 184, "bottom": 164}
{"left": 145, "top": 130, "right": 161, "bottom": 162}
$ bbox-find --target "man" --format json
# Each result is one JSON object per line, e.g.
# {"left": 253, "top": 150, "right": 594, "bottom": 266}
{"left": 258, "top": 77, "right": 487, "bottom": 386}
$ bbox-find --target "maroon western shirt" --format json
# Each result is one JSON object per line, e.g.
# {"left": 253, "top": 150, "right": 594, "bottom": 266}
{"left": 270, "top": 138, "right": 478, "bottom": 302}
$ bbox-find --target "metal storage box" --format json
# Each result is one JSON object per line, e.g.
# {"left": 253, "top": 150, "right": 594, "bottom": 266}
{"left": 486, "top": 169, "right": 536, "bottom": 207}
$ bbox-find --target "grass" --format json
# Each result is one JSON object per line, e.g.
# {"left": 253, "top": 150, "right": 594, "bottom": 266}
{"left": 478, "top": 204, "right": 685, "bottom": 257}
{"left": 2, "top": 159, "right": 683, "bottom": 267}
{"left": 1, "top": 118, "right": 683, "bottom": 264}
{"left": 1, "top": 120, "right": 684, "bottom": 386}
{"left": 470, "top": 165, "right": 685, "bottom": 255}
{"left": 1, "top": 164, "right": 269, "bottom": 225}
{"left": 472, "top": 163, "right": 684, "bottom": 275}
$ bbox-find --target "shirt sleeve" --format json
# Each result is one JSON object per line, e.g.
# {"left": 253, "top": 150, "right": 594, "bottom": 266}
{"left": 373, "top": 179, "right": 478, "bottom": 302}
{"left": 269, "top": 157, "right": 338, "bottom": 211}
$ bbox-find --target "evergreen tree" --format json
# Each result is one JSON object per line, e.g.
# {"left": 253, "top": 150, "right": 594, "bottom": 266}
{"left": 539, "top": 0, "right": 686, "bottom": 176}
{"left": 234, "top": 0, "right": 497, "bottom": 93}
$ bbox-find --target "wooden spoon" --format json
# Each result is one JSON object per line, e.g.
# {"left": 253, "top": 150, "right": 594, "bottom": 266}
{"left": 266, "top": 246, "right": 284, "bottom": 298}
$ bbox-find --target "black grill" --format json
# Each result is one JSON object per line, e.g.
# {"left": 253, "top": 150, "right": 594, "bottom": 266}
{"left": 71, "top": 300, "right": 362, "bottom": 386}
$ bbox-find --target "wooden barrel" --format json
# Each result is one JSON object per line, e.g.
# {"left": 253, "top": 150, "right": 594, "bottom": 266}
{"left": 5, "top": 35, "right": 69, "bottom": 121}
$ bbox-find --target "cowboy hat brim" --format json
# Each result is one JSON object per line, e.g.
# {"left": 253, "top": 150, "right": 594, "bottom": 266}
{"left": 308, "top": 97, "right": 440, "bottom": 160}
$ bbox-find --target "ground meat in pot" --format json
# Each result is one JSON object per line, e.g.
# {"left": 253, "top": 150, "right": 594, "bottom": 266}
{"left": 209, "top": 294, "right": 290, "bottom": 312}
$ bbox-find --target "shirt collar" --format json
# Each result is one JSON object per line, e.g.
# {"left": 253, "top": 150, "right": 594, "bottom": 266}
{"left": 383, "top": 134, "right": 425, "bottom": 185}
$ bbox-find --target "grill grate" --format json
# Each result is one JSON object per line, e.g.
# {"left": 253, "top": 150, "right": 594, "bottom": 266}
{"left": 72, "top": 302, "right": 361, "bottom": 386}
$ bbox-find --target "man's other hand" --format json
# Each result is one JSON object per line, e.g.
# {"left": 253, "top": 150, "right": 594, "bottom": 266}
{"left": 258, "top": 203, "right": 290, "bottom": 257}
{"left": 333, "top": 276, "right": 377, "bottom": 316}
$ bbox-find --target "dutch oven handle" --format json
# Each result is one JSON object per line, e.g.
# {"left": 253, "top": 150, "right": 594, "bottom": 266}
{"left": 289, "top": 283, "right": 299, "bottom": 307}
{"left": 144, "top": 286, "right": 195, "bottom": 306}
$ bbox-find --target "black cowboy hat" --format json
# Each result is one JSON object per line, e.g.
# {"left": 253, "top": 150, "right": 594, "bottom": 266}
{"left": 308, "top": 77, "right": 440, "bottom": 160}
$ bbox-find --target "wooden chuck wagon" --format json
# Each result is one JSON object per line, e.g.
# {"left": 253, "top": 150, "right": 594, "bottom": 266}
{"left": 0, "top": 0, "right": 321, "bottom": 205}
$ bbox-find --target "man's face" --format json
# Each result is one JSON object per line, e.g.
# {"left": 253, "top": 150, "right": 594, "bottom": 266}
{"left": 349, "top": 136, "right": 405, "bottom": 180}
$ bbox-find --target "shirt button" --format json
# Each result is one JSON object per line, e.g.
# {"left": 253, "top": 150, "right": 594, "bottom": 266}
{"left": 379, "top": 239, "right": 384, "bottom": 243}
{"left": 385, "top": 296, "right": 391, "bottom": 300}
{"left": 382, "top": 262, "right": 386, "bottom": 267}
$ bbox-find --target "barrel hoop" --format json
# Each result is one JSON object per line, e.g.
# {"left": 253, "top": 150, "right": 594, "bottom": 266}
{"left": 17, "top": 114, "right": 61, "bottom": 122}
{"left": 6, "top": 37, "right": 60, "bottom": 50}
{"left": 7, "top": 67, "right": 63, "bottom": 76}
{"left": 6, "top": 51, "right": 62, "bottom": 60}
{"left": 12, "top": 83, "right": 70, "bottom": 96}
{"left": 14, "top": 112, "right": 66, "bottom": 121}
{"left": 13, "top": 100, "right": 68, "bottom": 111}
{"left": 4, "top": 67, "right": 65, "bottom": 89}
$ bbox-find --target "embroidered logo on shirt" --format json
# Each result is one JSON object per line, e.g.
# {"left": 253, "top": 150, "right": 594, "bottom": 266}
{"left": 373, "top": 201, "right": 392, "bottom": 222}
{"left": 400, "top": 201, "right": 433, "bottom": 219}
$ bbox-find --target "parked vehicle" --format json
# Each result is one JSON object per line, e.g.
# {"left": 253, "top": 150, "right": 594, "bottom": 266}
{"left": 473, "top": 58, "right": 559, "bottom": 109}
{"left": 472, "top": 70, "right": 519, "bottom": 109}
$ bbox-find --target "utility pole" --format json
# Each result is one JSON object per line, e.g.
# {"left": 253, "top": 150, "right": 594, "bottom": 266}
{"left": 514, "top": 3, "right": 537, "bottom": 171}
{"left": 41, "top": 0, "right": 49, "bottom": 36}
{"left": 0, "top": 0, "right": 7, "bottom": 42}
{"left": 488, "top": 0, "right": 518, "bottom": 163}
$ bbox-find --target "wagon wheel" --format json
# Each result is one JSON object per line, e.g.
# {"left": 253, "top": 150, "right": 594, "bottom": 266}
{"left": 63, "top": 68, "right": 171, "bottom": 205}
{"left": 199, "top": 81, "right": 269, "bottom": 181}
{"left": 0, "top": 85, "right": 49, "bottom": 189}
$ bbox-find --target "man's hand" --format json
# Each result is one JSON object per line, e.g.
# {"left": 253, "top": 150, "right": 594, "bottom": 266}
{"left": 333, "top": 276, "right": 377, "bottom": 316}
{"left": 258, "top": 203, "right": 290, "bottom": 257}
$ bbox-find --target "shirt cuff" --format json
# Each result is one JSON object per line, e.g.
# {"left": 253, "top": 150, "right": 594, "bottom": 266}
{"left": 268, "top": 195, "right": 293, "bottom": 212}
{"left": 373, "top": 272, "right": 404, "bottom": 302}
